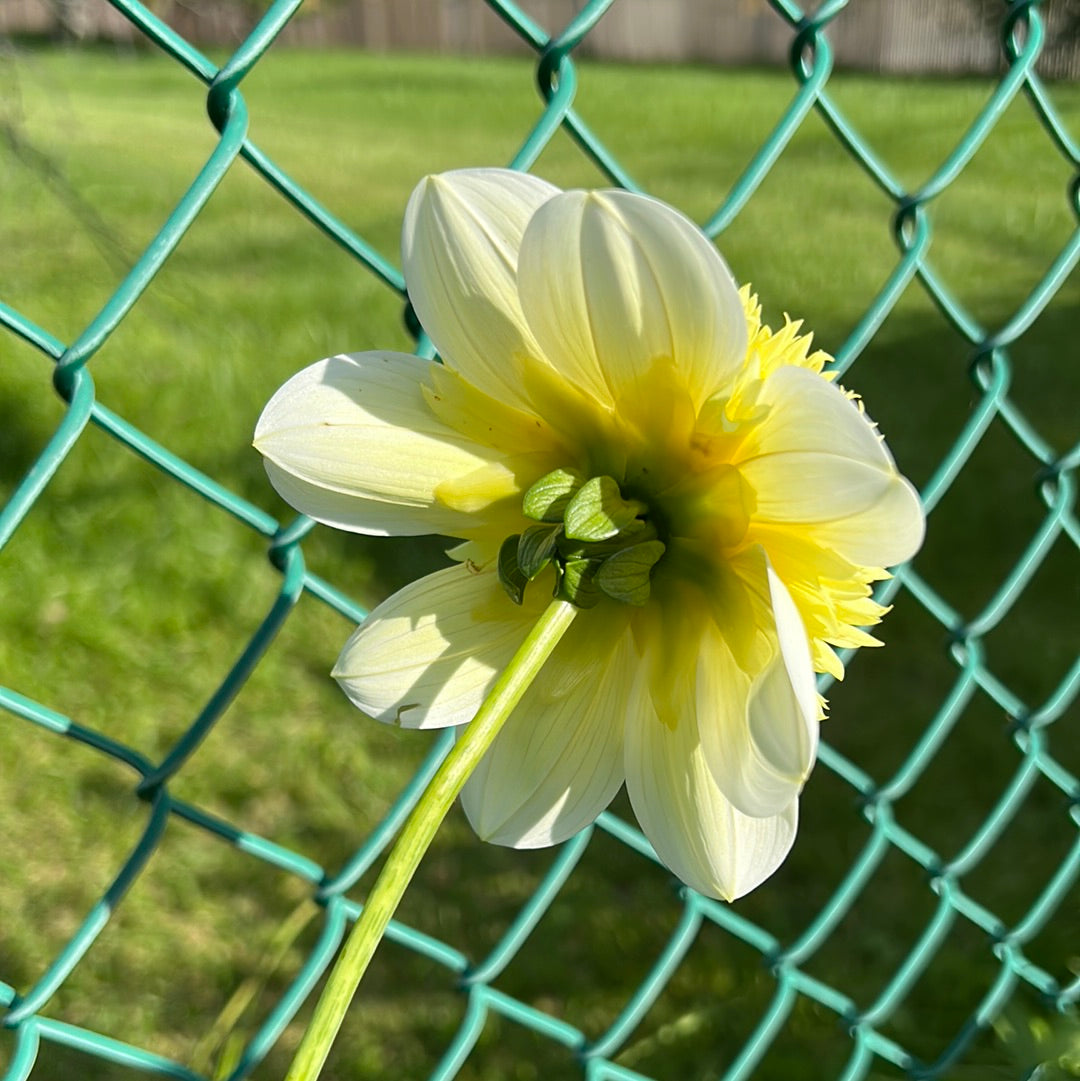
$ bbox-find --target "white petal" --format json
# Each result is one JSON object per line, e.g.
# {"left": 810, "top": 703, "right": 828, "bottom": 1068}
{"left": 333, "top": 564, "right": 538, "bottom": 729}
{"left": 460, "top": 617, "right": 632, "bottom": 848}
{"left": 758, "top": 565, "right": 820, "bottom": 767}
{"left": 798, "top": 477, "right": 923, "bottom": 570}
{"left": 255, "top": 352, "right": 509, "bottom": 536}
{"left": 736, "top": 366, "right": 924, "bottom": 566}
{"left": 670, "top": 547, "right": 815, "bottom": 819}
{"left": 403, "top": 169, "right": 559, "bottom": 408}
{"left": 694, "top": 630, "right": 803, "bottom": 819}
{"left": 625, "top": 683, "right": 799, "bottom": 901}
{"left": 517, "top": 189, "right": 747, "bottom": 410}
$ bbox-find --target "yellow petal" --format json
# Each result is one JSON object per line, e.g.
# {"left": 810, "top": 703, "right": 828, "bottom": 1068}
{"left": 746, "top": 305, "right": 831, "bottom": 380}
{"left": 423, "top": 362, "right": 562, "bottom": 457}
{"left": 254, "top": 352, "right": 512, "bottom": 536}
{"left": 403, "top": 169, "right": 558, "bottom": 409}
{"left": 332, "top": 563, "right": 542, "bottom": 729}
{"left": 433, "top": 450, "right": 569, "bottom": 519}
{"left": 632, "top": 577, "right": 709, "bottom": 731}
{"left": 745, "top": 525, "right": 890, "bottom": 680}
{"left": 516, "top": 189, "right": 747, "bottom": 412}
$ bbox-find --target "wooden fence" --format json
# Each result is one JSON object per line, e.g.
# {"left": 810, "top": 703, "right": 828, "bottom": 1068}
{"left": 3, "top": 0, "right": 1080, "bottom": 79}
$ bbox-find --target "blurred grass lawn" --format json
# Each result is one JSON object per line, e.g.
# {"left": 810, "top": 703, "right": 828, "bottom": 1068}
{"left": 1, "top": 44, "right": 1078, "bottom": 1081}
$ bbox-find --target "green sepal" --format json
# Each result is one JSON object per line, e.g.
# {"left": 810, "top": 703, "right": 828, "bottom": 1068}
{"left": 522, "top": 467, "right": 587, "bottom": 523}
{"left": 557, "top": 557, "right": 603, "bottom": 609}
{"left": 497, "top": 534, "right": 528, "bottom": 605}
{"left": 595, "top": 540, "right": 666, "bottom": 606}
{"left": 557, "top": 517, "right": 652, "bottom": 561}
{"left": 563, "top": 476, "right": 648, "bottom": 542}
{"left": 517, "top": 524, "right": 562, "bottom": 581}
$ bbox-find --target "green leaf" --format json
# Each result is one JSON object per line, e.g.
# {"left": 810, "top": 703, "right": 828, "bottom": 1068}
{"left": 563, "top": 476, "right": 647, "bottom": 542}
{"left": 497, "top": 534, "right": 528, "bottom": 605}
{"left": 517, "top": 524, "right": 561, "bottom": 580}
{"left": 522, "top": 467, "right": 586, "bottom": 523}
{"left": 595, "top": 540, "right": 666, "bottom": 606}
{"left": 557, "top": 557, "right": 602, "bottom": 609}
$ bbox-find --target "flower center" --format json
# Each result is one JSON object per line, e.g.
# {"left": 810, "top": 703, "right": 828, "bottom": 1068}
{"left": 497, "top": 468, "right": 666, "bottom": 609}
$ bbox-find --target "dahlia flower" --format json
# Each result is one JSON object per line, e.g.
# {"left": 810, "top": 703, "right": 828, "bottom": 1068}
{"left": 255, "top": 168, "right": 923, "bottom": 900}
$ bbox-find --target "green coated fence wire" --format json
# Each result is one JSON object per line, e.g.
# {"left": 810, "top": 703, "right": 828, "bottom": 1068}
{"left": 2, "top": 0, "right": 1079, "bottom": 1079}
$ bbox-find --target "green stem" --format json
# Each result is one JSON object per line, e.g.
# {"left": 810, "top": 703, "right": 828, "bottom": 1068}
{"left": 285, "top": 598, "right": 579, "bottom": 1081}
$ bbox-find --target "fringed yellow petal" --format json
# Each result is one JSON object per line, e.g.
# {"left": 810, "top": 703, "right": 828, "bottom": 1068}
{"left": 749, "top": 523, "right": 892, "bottom": 677}
{"left": 814, "top": 640, "right": 846, "bottom": 681}
{"left": 739, "top": 285, "right": 832, "bottom": 381}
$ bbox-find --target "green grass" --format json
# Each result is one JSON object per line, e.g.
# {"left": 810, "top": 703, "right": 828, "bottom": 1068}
{"left": 1, "top": 44, "right": 1078, "bottom": 1081}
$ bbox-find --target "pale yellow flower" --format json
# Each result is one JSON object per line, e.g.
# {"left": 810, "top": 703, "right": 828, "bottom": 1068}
{"left": 255, "top": 169, "right": 924, "bottom": 900}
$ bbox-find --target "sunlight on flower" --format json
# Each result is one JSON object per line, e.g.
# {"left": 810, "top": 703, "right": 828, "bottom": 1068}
{"left": 254, "top": 168, "right": 924, "bottom": 901}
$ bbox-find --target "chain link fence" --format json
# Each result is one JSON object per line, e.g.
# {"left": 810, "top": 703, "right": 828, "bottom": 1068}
{"left": 1, "top": 1, "right": 1078, "bottom": 1079}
